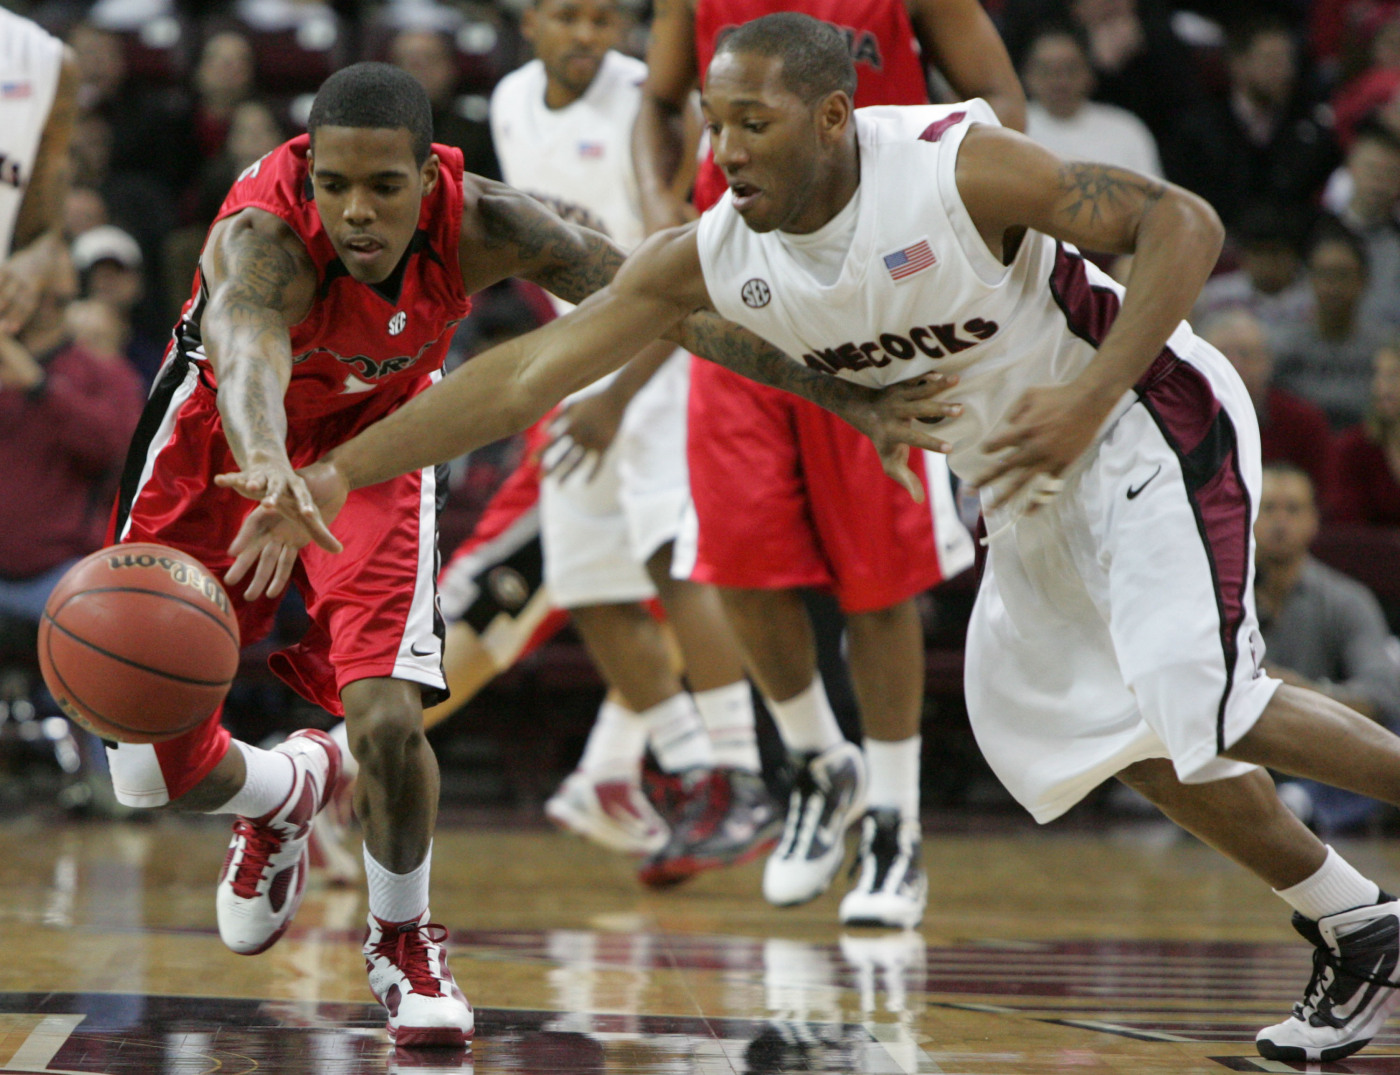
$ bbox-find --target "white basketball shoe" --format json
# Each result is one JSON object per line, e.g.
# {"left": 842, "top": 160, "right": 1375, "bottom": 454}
{"left": 364, "top": 910, "right": 474, "bottom": 1047}
{"left": 216, "top": 728, "right": 341, "bottom": 955}
{"left": 763, "top": 741, "right": 867, "bottom": 907}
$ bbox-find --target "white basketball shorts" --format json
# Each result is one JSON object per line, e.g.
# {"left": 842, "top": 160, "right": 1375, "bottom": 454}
{"left": 541, "top": 351, "right": 691, "bottom": 609}
{"left": 966, "top": 339, "right": 1280, "bottom": 823}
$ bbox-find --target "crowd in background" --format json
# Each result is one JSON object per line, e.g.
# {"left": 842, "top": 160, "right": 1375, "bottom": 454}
{"left": 6, "top": 0, "right": 1400, "bottom": 825}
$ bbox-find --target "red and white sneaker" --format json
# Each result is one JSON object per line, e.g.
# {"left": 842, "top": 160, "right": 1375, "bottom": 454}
{"left": 364, "top": 910, "right": 475, "bottom": 1047}
{"left": 544, "top": 769, "right": 669, "bottom": 856}
{"left": 215, "top": 729, "right": 341, "bottom": 955}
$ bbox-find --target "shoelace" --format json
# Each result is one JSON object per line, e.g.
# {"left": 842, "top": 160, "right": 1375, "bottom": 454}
{"left": 1297, "top": 943, "right": 1400, "bottom": 1024}
{"left": 229, "top": 817, "right": 283, "bottom": 899}
{"left": 371, "top": 921, "right": 451, "bottom": 996}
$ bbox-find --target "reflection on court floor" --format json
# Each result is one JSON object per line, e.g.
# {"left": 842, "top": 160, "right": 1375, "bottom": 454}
{"left": 4, "top": 819, "right": 1400, "bottom": 1072}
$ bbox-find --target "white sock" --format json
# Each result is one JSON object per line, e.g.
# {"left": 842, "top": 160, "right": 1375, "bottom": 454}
{"left": 767, "top": 678, "right": 844, "bottom": 755}
{"left": 577, "top": 697, "right": 648, "bottom": 777}
{"left": 644, "top": 692, "right": 714, "bottom": 773}
{"left": 1275, "top": 845, "right": 1382, "bottom": 921}
{"left": 864, "top": 735, "right": 920, "bottom": 819}
{"left": 694, "top": 681, "right": 761, "bottom": 773}
{"left": 365, "top": 843, "right": 432, "bottom": 924}
{"left": 216, "top": 740, "right": 296, "bottom": 818}
{"left": 328, "top": 720, "right": 358, "bottom": 781}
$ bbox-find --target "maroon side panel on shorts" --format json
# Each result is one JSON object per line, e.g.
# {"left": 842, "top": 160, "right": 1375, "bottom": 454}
{"left": 1048, "top": 243, "right": 1252, "bottom": 752}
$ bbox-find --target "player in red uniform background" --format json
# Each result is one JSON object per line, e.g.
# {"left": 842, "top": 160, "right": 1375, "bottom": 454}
{"left": 632, "top": 0, "right": 1026, "bottom": 927}
{"left": 107, "top": 61, "right": 946, "bottom": 1046}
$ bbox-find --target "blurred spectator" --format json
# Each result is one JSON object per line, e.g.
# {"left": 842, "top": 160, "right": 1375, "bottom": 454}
{"left": 1331, "top": 340, "right": 1400, "bottom": 524}
{"left": 189, "top": 30, "right": 257, "bottom": 163}
{"left": 72, "top": 224, "right": 163, "bottom": 385}
{"left": 1255, "top": 463, "right": 1400, "bottom": 834}
{"left": 1332, "top": 13, "right": 1400, "bottom": 147}
{"left": 1022, "top": 22, "right": 1161, "bottom": 175}
{"left": 65, "top": 297, "right": 129, "bottom": 360}
{"left": 1168, "top": 17, "right": 1339, "bottom": 229}
{"left": 1310, "top": 0, "right": 1400, "bottom": 79}
{"left": 1326, "top": 117, "right": 1400, "bottom": 330}
{"left": 1200, "top": 308, "right": 1333, "bottom": 497}
{"left": 0, "top": 243, "right": 143, "bottom": 624}
{"left": 67, "top": 20, "right": 198, "bottom": 197}
{"left": 1001, "top": 0, "right": 1203, "bottom": 149}
{"left": 390, "top": 28, "right": 500, "bottom": 179}
{"left": 67, "top": 110, "right": 174, "bottom": 336}
{"left": 1196, "top": 203, "right": 1315, "bottom": 329}
{"left": 1272, "top": 223, "right": 1391, "bottom": 429}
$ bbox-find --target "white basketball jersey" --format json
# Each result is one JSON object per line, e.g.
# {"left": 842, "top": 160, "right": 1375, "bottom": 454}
{"left": 490, "top": 50, "right": 646, "bottom": 262}
{"left": 697, "top": 101, "right": 1200, "bottom": 485}
{"left": 490, "top": 50, "right": 659, "bottom": 399}
{"left": 0, "top": 10, "right": 63, "bottom": 257}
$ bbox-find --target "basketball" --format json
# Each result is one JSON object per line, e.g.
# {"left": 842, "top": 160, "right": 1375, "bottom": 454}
{"left": 37, "top": 543, "right": 241, "bottom": 743}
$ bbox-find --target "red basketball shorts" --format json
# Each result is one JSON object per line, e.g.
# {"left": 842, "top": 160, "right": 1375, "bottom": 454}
{"left": 677, "top": 360, "right": 972, "bottom": 614}
{"left": 103, "top": 362, "right": 444, "bottom": 805}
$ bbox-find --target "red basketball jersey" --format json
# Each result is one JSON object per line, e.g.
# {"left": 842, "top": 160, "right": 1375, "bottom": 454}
{"left": 170, "top": 134, "right": 472, "bottom": 428}
{"left": 692, "top": 0, "right": 930, "bottom": 210}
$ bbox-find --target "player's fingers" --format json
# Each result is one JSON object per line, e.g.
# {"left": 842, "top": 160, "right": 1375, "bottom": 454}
{"left": 893, "top": 373, "right": 958, "bottom": 398}
{"left": 247, "top": 538, "right": 290, "bottom": 602}
{"left": 880, "top": 445, "right": 926, "bottom": 504}
{"left": 892, "top": 422, "right": 953, "bottom": 454}
{"left": 215, "top": 471, "right": 267, "bottom": 499}
{"left": 293, "top": 484, "right": 342, "bottom": 553}
{"left": 267, "top": 543, "right": 297, "bottom": 598}
{"left": 225, "top": 537, "right": 259, "bottom": 586}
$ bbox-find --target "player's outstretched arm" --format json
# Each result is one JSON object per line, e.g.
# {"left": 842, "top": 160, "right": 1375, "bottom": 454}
{"left": 203, "top": 208, "right": 341, "bottom": 561}
{"left": 958, "top": 126, "right": 1223, "bottom": 504}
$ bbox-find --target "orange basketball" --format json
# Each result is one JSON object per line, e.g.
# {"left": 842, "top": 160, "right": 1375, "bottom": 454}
{"left": 37, "top": 543, "right": 241, "bottom": 743}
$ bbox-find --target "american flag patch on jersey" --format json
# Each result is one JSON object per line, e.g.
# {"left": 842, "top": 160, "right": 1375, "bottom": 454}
{"left": 578, "top": 142, "right": 604, "bottom": 158}
{"left": 0, "top": 81, "right": 32, "bottom": 99}
{"left": 883, "top": 239, "right": 935, "bottom": 281}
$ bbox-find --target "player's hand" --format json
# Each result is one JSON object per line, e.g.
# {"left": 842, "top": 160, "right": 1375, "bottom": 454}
{"left": 848, "top": 374, "right": 963, "bottom": 503}
{"left": 0, "top": 262, "right": 39, "bottom": 336}
{"left": 225, "top": 507, "right": 309, "bottom": 601}
{"left": 980, "top": 382, "right": 1112, "bottom": 511}
{"left": 215, "top": 458, "right": 344, "bottom": 554}
{"left": 544, "top": 392, "right": 625, "bottom": 483}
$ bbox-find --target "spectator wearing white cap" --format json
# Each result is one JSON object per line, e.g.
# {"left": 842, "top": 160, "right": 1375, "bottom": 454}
{"left": 71, "top": 224, "right": 162, "bottom": 385}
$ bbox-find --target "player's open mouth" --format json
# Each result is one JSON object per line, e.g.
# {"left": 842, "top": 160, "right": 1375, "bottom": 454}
{"left": 344, "top": 236, "right": 384, "bottom": 262}
{"left": 729, "top": 182, "right": 761, "bottom": 211}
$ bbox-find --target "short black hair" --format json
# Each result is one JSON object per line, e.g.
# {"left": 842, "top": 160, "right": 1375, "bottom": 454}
{"left": 1307, "top": 215, "right": 1369, "bottom": 273}
{"left": 1351, "top": 112, "right": 1400, "bottom": 158}
{"left": 712, "top": 13, "right": 856, "bottom": 104}
{"left": 307, "top": 62, "right": 433, "bottom": 165}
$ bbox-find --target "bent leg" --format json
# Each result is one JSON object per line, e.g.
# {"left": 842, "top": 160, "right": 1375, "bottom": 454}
{"left": 1117, "top": 758, "right": 1325, "bottom": 889}
{"left": 1223, "top": 683, "right": 1400, "bottom": 808}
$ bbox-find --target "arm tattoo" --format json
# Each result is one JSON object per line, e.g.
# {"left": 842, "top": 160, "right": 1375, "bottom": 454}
{"left": 208, "top": 229, "right": 300, "bottom": 462}
{"left": 679, "top": 312, "right": 872, "bottom": 416}
{"left": 480, "top": 192, "right": 626, "bottom": 306}
{"left": 1056, "top": 163, "right": 1165, "bottom": 228}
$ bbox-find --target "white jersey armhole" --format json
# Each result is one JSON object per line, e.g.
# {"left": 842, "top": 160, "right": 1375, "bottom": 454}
{"left": 933, "top": 109, "right": 1011, "bottom": 288}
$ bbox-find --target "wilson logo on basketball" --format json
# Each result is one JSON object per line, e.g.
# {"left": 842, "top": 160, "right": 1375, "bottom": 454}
{"left": 388, "top": 311, "right": 407, "bottom": 336}
{"left": 107, "top": 552, "right": 232, "bottom": 616}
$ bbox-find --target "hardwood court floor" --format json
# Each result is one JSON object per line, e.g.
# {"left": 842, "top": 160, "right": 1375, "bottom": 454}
{"left": 3, "top": 813, "right": 1400, "bottom": 1074}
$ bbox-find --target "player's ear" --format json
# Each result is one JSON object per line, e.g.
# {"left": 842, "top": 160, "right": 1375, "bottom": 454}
{"left": 815, "top": 90, "right": 852, "bottom": 144}
{"left": 421, "top": 152, "right": 441, "bottom": 196}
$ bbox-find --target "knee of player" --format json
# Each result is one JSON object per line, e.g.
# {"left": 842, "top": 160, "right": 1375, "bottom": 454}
{"left": 344, "top": 701, "right": 426, "bottom": 772}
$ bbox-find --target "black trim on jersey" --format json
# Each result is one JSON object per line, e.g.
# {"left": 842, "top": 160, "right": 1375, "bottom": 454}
{"left": 318, "top": 229, "right": 434, "bottom": 307}
{"left": 422, "top": 459, "right": 451, "bottom": 709}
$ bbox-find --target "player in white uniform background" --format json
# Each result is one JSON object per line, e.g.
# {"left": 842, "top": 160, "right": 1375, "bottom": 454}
{"left": 0, "top": 10, "right": 77, "bottom": 330}
{"left": 487, "top": 0, "right": 781, "bottom": 885}
{"left": 237, "top": 12, "right": 1400, "bottom": 1064}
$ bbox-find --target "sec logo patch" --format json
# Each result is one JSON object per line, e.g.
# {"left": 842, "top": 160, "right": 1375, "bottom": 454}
{"left": 741, "top": 279, "right": 771, "bottom": 308}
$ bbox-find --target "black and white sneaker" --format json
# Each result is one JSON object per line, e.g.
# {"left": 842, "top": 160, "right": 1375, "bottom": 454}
{"left": 1256, "top": 897, "right": 1400, "bottom": 1063}
{"left": 762, "top": 742, "right": 866, "bottom": 907}
{"left": 838, "top": 809, "right": 927, "bottom": 929}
